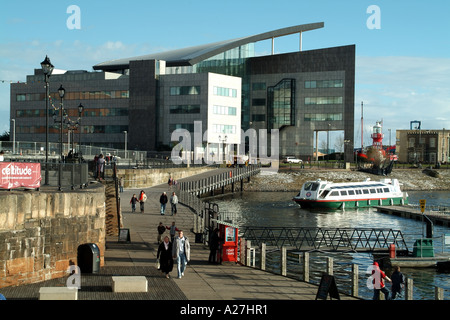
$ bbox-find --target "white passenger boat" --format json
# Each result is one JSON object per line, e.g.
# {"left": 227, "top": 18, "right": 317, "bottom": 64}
{"left": 293, "top": 178, "right": 408, "bottom": 209}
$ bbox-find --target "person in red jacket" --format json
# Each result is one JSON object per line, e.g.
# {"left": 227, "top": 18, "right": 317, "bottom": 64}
{"left": 372, "top": 261, "right": 392, "bottom": 300}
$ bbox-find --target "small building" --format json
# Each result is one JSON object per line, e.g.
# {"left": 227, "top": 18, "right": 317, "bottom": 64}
{"left": 396, "top": 129, "right": 450, "bottom": 164}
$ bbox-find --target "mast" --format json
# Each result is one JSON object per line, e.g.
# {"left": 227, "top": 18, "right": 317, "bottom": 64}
{"left": 361, "top": 101, "right": 364, "bottom": 149}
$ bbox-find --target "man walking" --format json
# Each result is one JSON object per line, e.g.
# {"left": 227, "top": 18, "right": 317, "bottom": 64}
{"left": 172, "top": 230, "right": 190, "bottom": 279}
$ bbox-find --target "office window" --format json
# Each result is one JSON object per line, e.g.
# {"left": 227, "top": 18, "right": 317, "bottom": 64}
{"left": 170, "top": 86, "right": 201, "bottom": 96}
{"left": 170, "top": 105, "right": 201, "bottom": 114}
{"left": 267, "top": 79, "right": 295, "bottom": 130}
{"left": 305, "top": 80, "right": 343, "bottom": 89}
{"left": 213, "top": 86, "right": 237, "bottom": 98}
{"left": 213, "top": 105, "right": 236, "bottom": 116}
{"left": 305, "top": 96, "right": 343, "bottom": 105}
{"left": 252, "top": 83, "right": 266, "bottom": 91}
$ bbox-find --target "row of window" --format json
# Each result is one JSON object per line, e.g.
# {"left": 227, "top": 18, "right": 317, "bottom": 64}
{"left": 212, "top": 124, "right": 237, "bottom": 134}
{"left": 15, "top": 125, "right": 128, "bottom": 134}
{"left": 169, "top": 105, "right": 200, "bottom": 114}
{"left": 305, "top": 96, "right": 343, "bottom": 105}
{"left": 16, "top": 90, "right": 129, "bottom": 102}
{"left": 170, "top": 86, "right": 201, "bottom": 96}
{"left": 304, "top": 113, "right": 343, "bottom": 121}
{"left": 328, "top": 187, "right": 391, "bottom": 197}
{"left": 213, "top": 86, "right": 238, "bottom": 98}
{"left": 15, "top": 108, "right": 129, "bottom": 118}
{"left": 304, "top": 80, "right": 343, "bottom": 89}
{"left": 213, "top": 105, "right": 237, "bottom": 116}
{"left": 252, "top": 80, "right": 343, "bottom": 91}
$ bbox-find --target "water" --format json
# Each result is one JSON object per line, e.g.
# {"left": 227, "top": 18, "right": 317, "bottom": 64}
{"left": 210, "top": 190, "right": 450, "bottom": 300}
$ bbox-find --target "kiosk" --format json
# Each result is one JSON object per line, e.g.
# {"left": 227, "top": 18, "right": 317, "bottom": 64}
{"left": 213, "top": 220, "right": 239, "bottom": 263}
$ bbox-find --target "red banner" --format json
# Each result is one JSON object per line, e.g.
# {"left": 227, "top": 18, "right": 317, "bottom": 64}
{"left": 0, "top": 162, "right": 41, "bottom": 189}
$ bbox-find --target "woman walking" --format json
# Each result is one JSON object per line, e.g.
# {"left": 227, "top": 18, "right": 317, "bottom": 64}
{"left": 157, "top": 236, "right": 173, "bottom": 278}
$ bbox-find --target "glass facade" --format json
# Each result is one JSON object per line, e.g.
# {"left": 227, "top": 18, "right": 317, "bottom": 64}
{"left": 16, "top": 90, "right": 129, "bottom": 101}
{"left": 305, "top": 80, "right": 343, "bottom": 88}
{"left": 267, "top": 79, "right": 296, "bottom": 130}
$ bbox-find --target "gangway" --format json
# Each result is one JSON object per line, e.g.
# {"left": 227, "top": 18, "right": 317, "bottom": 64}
{"left": 240, "top": 227, "right": 409, "bottom": 253}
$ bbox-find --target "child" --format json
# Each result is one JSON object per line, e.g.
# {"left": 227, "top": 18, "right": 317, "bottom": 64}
{"left": 130, "top": 194, "right": 138, "bottom": 213}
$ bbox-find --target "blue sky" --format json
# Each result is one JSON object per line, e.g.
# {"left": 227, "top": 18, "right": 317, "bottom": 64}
{"left": 1, "top": 0, "right": 449, "bottom": 147}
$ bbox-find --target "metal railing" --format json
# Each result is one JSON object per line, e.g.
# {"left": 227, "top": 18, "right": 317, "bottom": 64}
{"left": 240, "top": 227, "right": 409, "bottom": 253}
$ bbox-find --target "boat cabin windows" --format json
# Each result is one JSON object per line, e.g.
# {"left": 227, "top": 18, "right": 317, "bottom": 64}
{"left": 363, "top": 189, "right": 369, "bottom": 194}
{"left": 377, "top": 188, "right": 383, "bottom": 193}
{"left": 340, "top": 190, "right": 348, "bottom": 196}
{"left": 355, "top": 190, "right": 362, "bottom": 195}
{"left": 330, "top": 191, "right": 339, "bottom": 197}
{"left": 369, "top": 189, "right": 377, "bottom": 194}
{"left": 383, "top": 187, "right": 389, "bottom": 192}
{"left": 348, "top": 190, "right": 355, "bottom": 195}
{"left": 304, "top": 182, "right": 320, "bottom": 191}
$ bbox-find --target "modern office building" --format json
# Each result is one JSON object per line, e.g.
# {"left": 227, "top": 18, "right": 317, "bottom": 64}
{"left": 11, "top": 22, "right": 355, "bottom": 161}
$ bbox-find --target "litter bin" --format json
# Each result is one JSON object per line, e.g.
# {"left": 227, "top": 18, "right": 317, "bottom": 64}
{"left": 77, "top": 243, "right": 100, "bottom": 273}
{"left": 412, "top": 238, "right": 434, "bottom": 257}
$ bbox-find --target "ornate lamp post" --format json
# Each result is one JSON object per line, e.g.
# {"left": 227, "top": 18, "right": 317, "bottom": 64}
{"left": 57, "top": 85, "right": 65, "bottom": 191}
{"left": 40, "top": 56, "right": 54, "bottom": 185}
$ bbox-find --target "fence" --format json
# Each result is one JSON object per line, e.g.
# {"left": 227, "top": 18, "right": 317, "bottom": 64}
{"left": 240, "top": 239, "right": 447, "bottom": 300}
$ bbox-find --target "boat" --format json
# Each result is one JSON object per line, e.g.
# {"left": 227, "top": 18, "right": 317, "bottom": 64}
{"left": 293, "top": 178, "right": 408, "bottom": 209}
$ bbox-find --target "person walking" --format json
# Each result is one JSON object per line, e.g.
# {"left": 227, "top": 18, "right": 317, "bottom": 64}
{"left": 371, "top": 261, "right": 392, "bottom": 300}
{"left": 166, "top": 221, "right": 179, "bottom": 243}
{"left": 130, "top": 194, "right": 138, "bottom": 213}
{"left": 172, "top": 230, "right": 190, "bottom": 279}
{"left": 170, "top": 192, "right": 178, "bottom": 216}
{"left": 159, "top": 192, "right": 168, "bottom": 215}
{"left": 157, "top": 222, "right": 166, "bottom": 244}
{"left": 157, "top": 236, "right": 174, "bottom": 279}
{"left": 208, "top": 228, "right": 220, "bottom": 264}
{"left": 390, "top": 265, "right": 405, "bottom": 300}
{"left": 139, "top": 190, "right": 147, "bottom": 213}
{"left": 119, "top": 177, "right": 124, "bottom": 193}
{"left": 97, "top": 154, "right": 105, "bottom": 180}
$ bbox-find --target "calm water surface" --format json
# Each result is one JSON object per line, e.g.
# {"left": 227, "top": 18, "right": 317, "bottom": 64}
{"left": 211, "top": 190, "right": 450, "bottom": 300}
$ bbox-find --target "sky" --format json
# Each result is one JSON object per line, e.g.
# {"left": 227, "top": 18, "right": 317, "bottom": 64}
{"left": 1, "top": 0, "right": 449, "bottom": 148}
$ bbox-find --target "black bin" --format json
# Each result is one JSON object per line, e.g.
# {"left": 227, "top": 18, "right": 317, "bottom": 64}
{"left": 77, "top": 243, "right": 100, "bottom": 273}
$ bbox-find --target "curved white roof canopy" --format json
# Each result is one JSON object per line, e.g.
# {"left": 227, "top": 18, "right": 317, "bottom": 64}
{"left": 93, "top": 22, "right": 324, "bottom": 71}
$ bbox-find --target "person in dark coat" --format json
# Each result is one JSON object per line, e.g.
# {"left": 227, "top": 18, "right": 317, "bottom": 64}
{"left": 160, "top": 192, "right": 168, "bottom": 215}
{"left": 157, "top": 236, "right": 174, "bottom": 278}
{"left": 209, "top": 228, "right": 220, "bottom": 264}
{"left": 390, "top": 265, "right": 405, "bottom": 300}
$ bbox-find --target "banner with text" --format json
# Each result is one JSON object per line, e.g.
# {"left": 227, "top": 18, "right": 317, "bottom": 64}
{"left": 0, "top": 162, "right": 41, "bottom": 189}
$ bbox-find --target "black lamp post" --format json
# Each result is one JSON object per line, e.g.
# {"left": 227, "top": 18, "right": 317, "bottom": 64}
{"left": 40, "top": 56, "right": 54, "bottom": 185}
{"left": 78, "top": 103, "right": 84, "bottom": 188}
{"left": 58, "top": 84, "right": 65, "bottom": 191}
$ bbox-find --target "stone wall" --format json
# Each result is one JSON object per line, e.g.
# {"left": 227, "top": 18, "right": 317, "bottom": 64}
{"left": 0, "top": 184, "right": 106, "bottom": 288}
{"left": 113, "top": 166, "right": 216, "bottom": 189}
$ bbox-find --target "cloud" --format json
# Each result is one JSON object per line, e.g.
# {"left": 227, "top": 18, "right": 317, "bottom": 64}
{"left": 355, "top": 56, "right": 450, "bottom": 136}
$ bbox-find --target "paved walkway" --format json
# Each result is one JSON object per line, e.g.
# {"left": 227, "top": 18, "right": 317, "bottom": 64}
{"left": 1, "top": 172, "right": 359, "bottom": 301}
{"left": 108, "top": 183, "right": 358, "bottom": 300}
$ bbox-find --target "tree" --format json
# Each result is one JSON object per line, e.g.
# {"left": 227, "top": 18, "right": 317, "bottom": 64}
{"left": 0, "top": 131, "right": 9, "bottom": 141}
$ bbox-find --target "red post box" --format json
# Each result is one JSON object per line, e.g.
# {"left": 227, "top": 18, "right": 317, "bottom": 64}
{"left": 219, "top": 224, "right": 239, "bottom": 263}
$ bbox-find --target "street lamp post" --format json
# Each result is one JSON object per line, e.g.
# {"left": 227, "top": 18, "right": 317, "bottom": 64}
{"left": 57, "top": 85, "right": 65, "bottom": 191}
{"left": 123, "top": 131, "right": 127, "bottom": 159}
{"left": 40, "top": 56, "right": 54, "bottom": 185}
{"left": 11, "top": 119, "right": 15, "bottom": 154}
{"left": 78, "top": 103, "right": 84, "bottom": 188}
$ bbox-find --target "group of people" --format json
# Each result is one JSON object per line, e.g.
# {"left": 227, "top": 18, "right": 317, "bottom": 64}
{"left": 371, "top": 262, "right": 405, "bottom": 300}
{"left": 129, "top": 190, "right": 147, "bottom": 213}
{"left": 157, "top": 223, "right": 190, "bottom": 279}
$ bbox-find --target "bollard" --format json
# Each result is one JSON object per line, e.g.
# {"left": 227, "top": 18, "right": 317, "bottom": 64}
{"left": 326, "top": 257, "right": 333, "bottom": 275}
{"left": 260, "top": 243, "right": 266, "bottom": 271}
{"left": 405, "top": 278, "right": 413, "bottom": 300}
{"left": 302, "top": 252, "right": 310, "bottom": 283}
{"left": 351, "top": 264, "right": 359, "bottom": 297}
{"left": 281, "top": 247, "right": 287, "bottom": 276}
{"left": 435, "top": 286, "right": 444, "bottom": 300}
{"left": 246, "top": 240, "right": 252, "bottom": 266}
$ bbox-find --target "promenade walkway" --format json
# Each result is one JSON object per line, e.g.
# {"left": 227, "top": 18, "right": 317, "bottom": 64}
{"left": 1, "top": 170, "right": 359, "bottom": 302}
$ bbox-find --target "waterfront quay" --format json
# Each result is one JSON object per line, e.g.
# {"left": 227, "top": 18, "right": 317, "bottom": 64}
{"left": 1, "top": 168, "right": 359, "bottom": 301}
